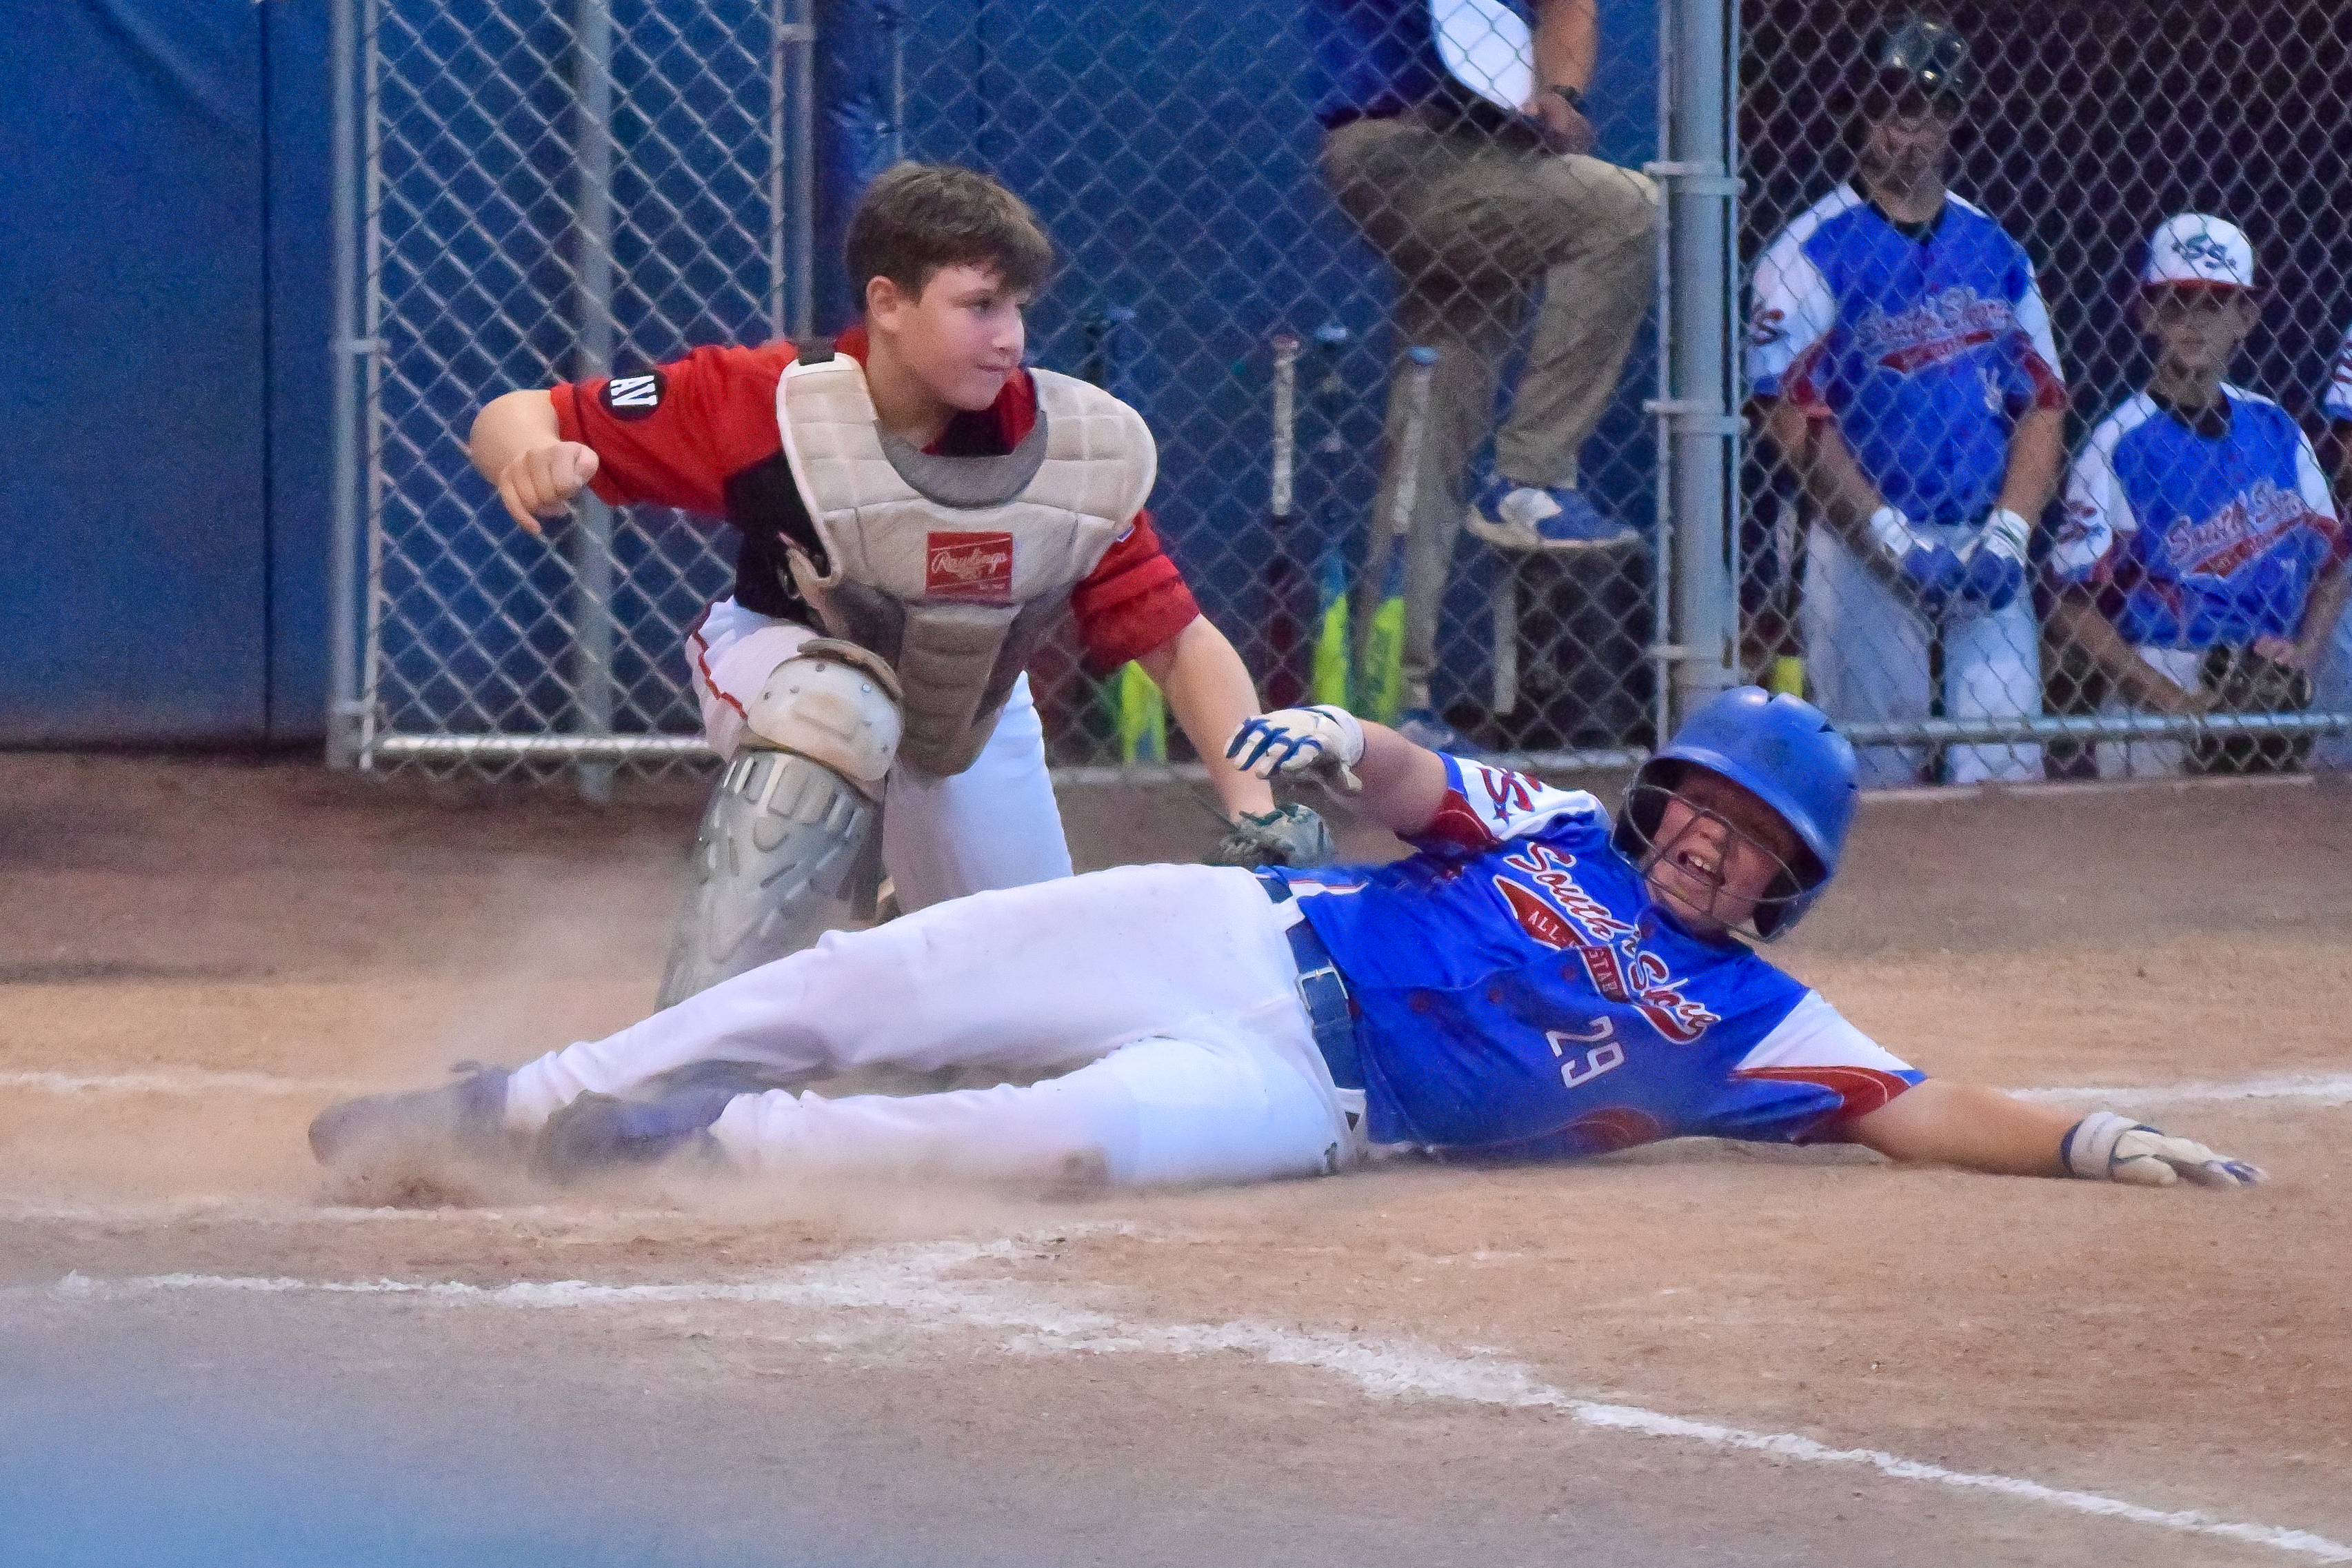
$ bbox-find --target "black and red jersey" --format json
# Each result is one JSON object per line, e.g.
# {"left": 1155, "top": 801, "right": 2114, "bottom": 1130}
{"left": 549, "top": 325, "right": 1200, "bottom": 671}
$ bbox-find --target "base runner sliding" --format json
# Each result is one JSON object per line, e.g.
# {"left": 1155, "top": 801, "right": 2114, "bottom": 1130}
{"left": 312, "top": 689, "right": 2262, "bottom": 1200}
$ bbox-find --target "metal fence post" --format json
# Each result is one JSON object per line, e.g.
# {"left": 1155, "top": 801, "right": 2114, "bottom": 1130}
{"left": 570, "top": 0, "right": 619, "bottom": 802}
{"left": 325, "top": 0, "right": 363, "bottom": 768}
{"left": 1656, "top": 0, "right": 1742, "bottom": 727}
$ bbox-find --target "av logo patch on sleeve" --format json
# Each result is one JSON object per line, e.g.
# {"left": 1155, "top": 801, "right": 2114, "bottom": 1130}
{"left": 600, "top": 369, "right": 667, "bottom": 421}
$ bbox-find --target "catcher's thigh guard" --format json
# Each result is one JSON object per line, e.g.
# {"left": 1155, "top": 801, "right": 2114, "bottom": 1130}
{"left": 654, "top": 747, "right": 880, "bottom": 1010}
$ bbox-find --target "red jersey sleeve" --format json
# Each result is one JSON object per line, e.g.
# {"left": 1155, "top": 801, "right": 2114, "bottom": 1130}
{"left": 550, "top": 342, "right": 797, "bottom": 515}
{"left": 1068, "top": 512, "right": 1202, "bottom": 672}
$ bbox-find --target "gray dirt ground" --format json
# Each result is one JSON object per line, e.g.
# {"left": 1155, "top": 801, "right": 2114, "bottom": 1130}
{"left": 1, "top": 752, "right": 2348, "bottom": 1566}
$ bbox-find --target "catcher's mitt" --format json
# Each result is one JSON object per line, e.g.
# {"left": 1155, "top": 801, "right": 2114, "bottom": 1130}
{"left": 1203, "top": 803, "right": 1336, "bottom": 869}
{"left": 2191, "top": 646, "right": 2313, "bottom": 775}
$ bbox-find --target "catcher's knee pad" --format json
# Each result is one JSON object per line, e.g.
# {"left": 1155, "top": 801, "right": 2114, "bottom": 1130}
{"left": 739, "top": 639, "right": 903, "bottom": 798}
{"left": 654, "top": 747, "right": 880, "bottom": 1009}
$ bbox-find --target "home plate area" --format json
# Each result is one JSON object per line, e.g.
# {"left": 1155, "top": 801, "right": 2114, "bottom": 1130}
{"left": 1, "top": 756, "right": 2348, "bottom": 1564}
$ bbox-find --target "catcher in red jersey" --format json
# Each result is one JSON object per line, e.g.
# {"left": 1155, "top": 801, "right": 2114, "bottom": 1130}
{"left": 470, "top": 164, "right": 1320, "bottom": 1005}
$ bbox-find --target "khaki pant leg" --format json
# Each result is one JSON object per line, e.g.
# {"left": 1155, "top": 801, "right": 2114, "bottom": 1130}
{"left": 1325, "top": 119, "right": 1529, "bottom": 712}
{"left": 1481, "top": 154, "right": 1661, "bottom": 485}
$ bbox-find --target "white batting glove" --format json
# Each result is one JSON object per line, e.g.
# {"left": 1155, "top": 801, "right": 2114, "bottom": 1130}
{"left": 1225, "top": 706, "right": 1365, "bottom": 794}
{"left": 2063, "top": 1111, "right": 2265, "bottom": 1188}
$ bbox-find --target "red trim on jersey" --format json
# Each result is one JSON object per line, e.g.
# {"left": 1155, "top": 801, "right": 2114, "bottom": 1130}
{"left": 1777, "top": 339, "right": 1834, "bottom": 421}
{"left": 689, "top": 626, "right": 750, "bottom": 721}
{"left": 545, "top": 328, "right": 1192, "bottom": 667}
{"left": 1732, "top": 1063, "right": 1915, "bottom": 1122}
{"left": 2315, "top": 509, "right": 2352, "bottom": 571}
{"left": 1417, "top": 790, "right": 1499, "bottom": 852}
{"left": 2019, "top": 344, "right": 2068, "bottom": 412}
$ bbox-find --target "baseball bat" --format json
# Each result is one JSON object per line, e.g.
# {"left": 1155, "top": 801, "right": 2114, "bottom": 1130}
{"left": 1262, "top": 332, "right": 1305, "bottom": 710}
{"left": 1358, "top": 345, "right": 1439, "bottom": 725}
{"left": 1306, "top": 322, "right": 1354, "bottom": 709}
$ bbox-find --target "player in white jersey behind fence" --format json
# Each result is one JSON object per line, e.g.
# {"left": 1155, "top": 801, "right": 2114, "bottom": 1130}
{"left": 1747, "top": 17, "right": 2064, "bottom": 787}
{"left": 308, "top": 690, "right": 2262, "bottom": 1199}
{"left": 2047, "top": 215, "right": 2349, "bottom": 778}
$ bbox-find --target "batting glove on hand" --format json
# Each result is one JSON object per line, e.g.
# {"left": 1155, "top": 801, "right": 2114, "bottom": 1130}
{"left": 1226, "top": 706, "right": 1365, "bottom": 793}
{"left": 1956, "top": 506, "right": 2032, "bottom": 614}
{"left": 1867, "top": 505, "right": 1968, "bottom": 620}
{"left": 2063, "top": 1110, "right": 2265, "bottom": 1188}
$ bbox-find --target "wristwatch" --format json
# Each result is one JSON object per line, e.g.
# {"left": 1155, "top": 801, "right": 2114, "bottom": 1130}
{"left": 1547, "top": 83, "right": 1587, "bottom": 113}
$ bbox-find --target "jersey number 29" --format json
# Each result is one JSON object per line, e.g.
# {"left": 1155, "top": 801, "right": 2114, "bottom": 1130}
{"left": 1547, "top": 1019, "right": 1625, "bottom": 1089}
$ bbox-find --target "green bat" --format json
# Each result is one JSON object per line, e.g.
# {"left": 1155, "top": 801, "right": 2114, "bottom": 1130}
{"left": 1357, "top": 345, "right": 1438, "bottom": 725}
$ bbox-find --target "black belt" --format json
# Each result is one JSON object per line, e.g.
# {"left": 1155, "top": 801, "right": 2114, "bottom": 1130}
{"left": 1256, "top": 872, "right": 1364, "bottom": 1091}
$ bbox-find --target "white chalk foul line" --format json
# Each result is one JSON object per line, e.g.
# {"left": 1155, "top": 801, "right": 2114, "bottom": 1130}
{"left": 2013, "top": 1071, "right": 2352, "bottom": 1109}
{"left": 39, "top": 1234, "right": 2351, "bottom": 1563}
{"left": 0, "top": 1069, "right": 370, "bottom": 1098}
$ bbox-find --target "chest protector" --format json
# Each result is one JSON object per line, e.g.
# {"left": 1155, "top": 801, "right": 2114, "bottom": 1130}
{"left": 774, "top": 354, "right": 1158, "bottom": 777}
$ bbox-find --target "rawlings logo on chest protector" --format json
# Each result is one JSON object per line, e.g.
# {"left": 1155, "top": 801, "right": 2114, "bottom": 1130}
{"left": 925, "top": 532, "right": 1015, "bottom": 603}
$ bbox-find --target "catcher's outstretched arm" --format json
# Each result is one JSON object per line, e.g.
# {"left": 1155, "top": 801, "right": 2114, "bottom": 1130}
{"left": 1137, "top": 616, "right": 1276, "bottom": 820}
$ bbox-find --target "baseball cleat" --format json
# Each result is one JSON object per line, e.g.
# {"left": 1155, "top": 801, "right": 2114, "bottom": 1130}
{"left": 529, "top": 1061, "right": 790, "bottom": 1185}
{"left": 308, "top": 1065, "right": 514, "bottom": 1170}
{"left": 1465, "top": 476, "right": 1642, "bottom": 552}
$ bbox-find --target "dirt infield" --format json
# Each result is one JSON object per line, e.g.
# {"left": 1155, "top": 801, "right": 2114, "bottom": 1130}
{"left": 2, "top": 752, "right": 2348, "bottom": 1565}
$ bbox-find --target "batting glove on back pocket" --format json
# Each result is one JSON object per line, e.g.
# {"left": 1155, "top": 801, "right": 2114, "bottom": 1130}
{"left": 1226, "top": 706, "right": 1365, "bottom": 793}
{"left": 2063, "top": 1110, "right": 2266, "bottom": 1188}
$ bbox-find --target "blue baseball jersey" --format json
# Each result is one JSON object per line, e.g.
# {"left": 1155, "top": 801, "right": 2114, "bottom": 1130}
{"left": 1267, "top": 756, "right": 1920, "bottom": 1158}
{"left": 2049, "top": 386, "right": 2344, "bottom": 649}
{"left": 1306, "top": 0, "right": 1533, "bottom": 126}
{"left": 1747, "top": 186, "right": 2065, "bottom": 526}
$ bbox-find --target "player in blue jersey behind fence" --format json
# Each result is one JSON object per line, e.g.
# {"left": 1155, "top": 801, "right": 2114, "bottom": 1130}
{"left": 310, "top": 689, "right": 2262, "bottom": 1198}
{"left": 1748, "top": 17, "right": 2064, "bottom": 787}
{"left": 2049, "top": 214, "right": 2351, "bottom": 777}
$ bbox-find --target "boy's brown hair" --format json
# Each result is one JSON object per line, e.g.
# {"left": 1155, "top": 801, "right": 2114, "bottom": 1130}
{"left": 846, "top": 163, "right": 1055, "bottom": 303}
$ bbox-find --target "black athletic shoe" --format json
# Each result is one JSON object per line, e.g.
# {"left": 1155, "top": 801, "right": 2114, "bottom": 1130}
{"left": 308, "top": 1065, "right": 514, "bottom": 1169}
{"left": 530, "top": 1083, "right": 743, "bottom": 1185}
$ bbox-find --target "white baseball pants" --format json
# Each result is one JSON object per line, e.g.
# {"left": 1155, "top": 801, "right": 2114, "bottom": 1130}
{"left": 689, "top": 596, "right": 1073, "bottom": 912}
{"left": 503, "top": 864, "right": 1354, "bottom": 1189}
{"left": 1802, "top": 523, "right": 2045, "bottom": 787}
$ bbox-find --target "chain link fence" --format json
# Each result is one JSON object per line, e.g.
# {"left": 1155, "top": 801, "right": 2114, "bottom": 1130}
{"left": 339, "top": 0, "right": 814, "bottom": 783}
{"left": 328, "top": 0, "right": 2352, "bottom": 792}
{"left": 1742, "top": 0, "right": 2352, "bottom": 786}
{"left": 331, "top": 0, "right": 1678, "bottom": 785}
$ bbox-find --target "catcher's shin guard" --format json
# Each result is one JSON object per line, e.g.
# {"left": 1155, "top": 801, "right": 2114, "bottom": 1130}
{"left": 654, "top": 747, "right": 879, "bottom": 1009}
{"left": 657, "top": 639, "right": 903, "bottom": 1008}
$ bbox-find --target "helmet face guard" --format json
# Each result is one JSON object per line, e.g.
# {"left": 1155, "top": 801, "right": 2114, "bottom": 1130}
{"left": 1618, "top": 770, "right": 1822, "bottom": 943}
{"left": 1611, "top": 687, "right": 1858, "bottom": 940}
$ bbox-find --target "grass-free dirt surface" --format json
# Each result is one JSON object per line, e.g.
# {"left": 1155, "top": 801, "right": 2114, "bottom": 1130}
{"left": 2, "top": 752, "right": 2346, "bottom": 1566}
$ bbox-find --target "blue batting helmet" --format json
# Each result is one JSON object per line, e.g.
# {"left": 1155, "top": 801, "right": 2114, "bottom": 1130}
{"left": 1611, "top": 687, "right": 1859, "bottom": 938}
